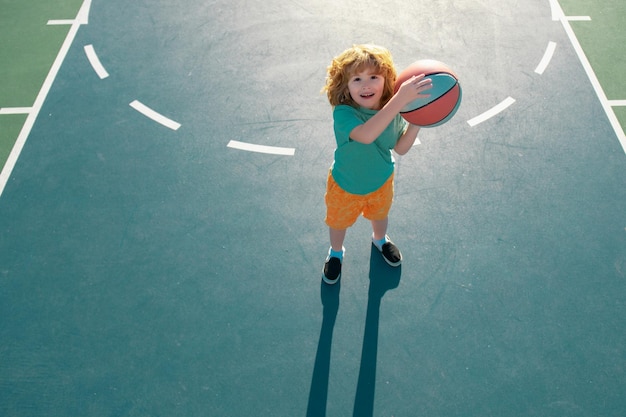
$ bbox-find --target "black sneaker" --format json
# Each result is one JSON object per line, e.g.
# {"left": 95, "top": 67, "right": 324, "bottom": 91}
{"left": 322, "top": 257, "right": 342, "bottom": 285}
{"left": 373, "top": 237, "right": 402, "bottom": 267}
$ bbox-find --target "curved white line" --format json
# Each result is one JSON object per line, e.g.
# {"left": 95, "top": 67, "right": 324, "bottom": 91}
{"left": 467, "top": 97, "right": 516, "bottom": 127}
{"left": 130, "top": 100, "right": 181, "bottom": 130}
{"left": 227, "top": 140, "right": 295, "bottom": 156}
{"left": 84, "top": 45, "right": 109, "bottom": 79}
{"left": 535, "top": 41, "right": 557, "bottom": 74}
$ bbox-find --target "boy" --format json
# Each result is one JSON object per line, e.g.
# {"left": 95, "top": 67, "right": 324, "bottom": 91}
{"left": 321, "top": 44, "right": 432, "bottom": 284}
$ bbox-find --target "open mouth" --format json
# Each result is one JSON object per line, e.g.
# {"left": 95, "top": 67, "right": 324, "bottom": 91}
{"left": 360, "top": 92, "right": 375, "bottom": 98}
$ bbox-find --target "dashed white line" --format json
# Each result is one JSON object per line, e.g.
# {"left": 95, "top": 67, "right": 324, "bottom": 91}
{"left": 535, "top": 41, "right": 557, "bottom": 74}
{"left": 129, "top": 100, "right": 181, "bottom": 130}
{"left": 84, "top": 45, "right": 109, "bottom": 79}
{"left": 467, "top": 97, "right": 516, "bottom": 127}
{"left": 227, "top": 140, "right": 295, "bottom": 156}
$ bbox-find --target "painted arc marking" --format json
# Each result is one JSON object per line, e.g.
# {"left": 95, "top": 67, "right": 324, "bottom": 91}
{"left": 227, "top": 140, "right": 295, "bottom": 156}
{"left": 553, "top": 0, "right": 626, "bottom": 153}
{"left": 129, "top": 100, "right": 181, "bottom": 130}
{"left": 608, "top": 100, "right": 626, "bottom": 107}
{"left": 84, "top": 45, "right": 109, "bottom": 79}
{"left": 0, "top": 107, "right": 32, "bottom": 115}
{"left": 535, "top": 42, "right": 557, "bottom": 74}
{"left": 0, "top": 0, "right": 92, "bottom": 198}
{"left": 467, "top": 97, "right": 516, "bottom": 127}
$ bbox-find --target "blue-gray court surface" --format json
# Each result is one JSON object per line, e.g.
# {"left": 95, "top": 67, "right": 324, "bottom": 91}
{"left": 1, "top": 0, "right": 625, "bottom": 416}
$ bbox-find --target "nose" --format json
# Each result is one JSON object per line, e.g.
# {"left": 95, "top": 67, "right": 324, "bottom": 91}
{"left": 362, "top": 78, "right": 374, "bottom": 89}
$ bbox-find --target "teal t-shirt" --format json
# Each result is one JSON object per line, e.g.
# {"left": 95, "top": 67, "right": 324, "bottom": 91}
{"left": 331, "top": 105, "right": 407, "bottom": 195}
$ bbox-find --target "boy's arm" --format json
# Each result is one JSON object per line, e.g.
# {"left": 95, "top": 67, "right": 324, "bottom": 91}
{"left": 394, "top": 124, "right": 420, "bottom": 155}
{"left": 349, "top": 74, "right": 431, "bottom": 144}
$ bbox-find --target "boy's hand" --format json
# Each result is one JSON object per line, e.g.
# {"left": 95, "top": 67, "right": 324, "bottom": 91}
{"left": 396, "top": 74, "right": 433, "bottom": 106}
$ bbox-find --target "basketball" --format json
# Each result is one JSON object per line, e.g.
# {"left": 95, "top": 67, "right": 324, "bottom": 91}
{"left": 394, "top": 59, "right": 462, "bottom": 127}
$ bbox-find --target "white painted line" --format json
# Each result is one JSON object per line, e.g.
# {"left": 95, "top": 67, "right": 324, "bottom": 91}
{"left": 535, "top": 41, "right": 557, "bottom": 74}
{"left": 47, "top": 19, "right": 75, "bottom": 25}
{"left": 129, "top": 100, "right": 181, "bottom": 130}
{"left": 46, "top": 1, "right": 90, "bottom": 25}
{"left": 567, "top": 16, "right": 591, "bottom": 21}
{"left": 550, "top": 0, "right": 591, "bottom": 21}
{"left": 554, "top": 0, "right": 626, "bottom": 153}
{"left": 0, "top": 0, "right": 91, "bottom": 198}
{"left": 0, "top": 107, "right": 33, "bottom": 115}
{"left": 227, "top": 140, "right": 295, "bottom": 156}
{"left": 84, "top": 45, "right": 109, "bottom": 79}
{"left": 608, "top": 100, "right": 626, "bottom": 107}
{"left": 549, "top": 0, "right": 563, "bottom": 21}
{"left": 467, "top": 97, "right": 516, "bottom": 127}
{"left": 76, "top": 0, "right": 91, "bottom": 24}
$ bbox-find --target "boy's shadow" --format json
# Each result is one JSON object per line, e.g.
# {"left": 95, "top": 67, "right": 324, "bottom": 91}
{"left": 353, "top": 245, "right": 401, "bottom": 417}
{"left": 306, "top": 278, "right": 340, "bottom": 417}
{"left": 306, "top": 245, "right": 402, "bottom": 417}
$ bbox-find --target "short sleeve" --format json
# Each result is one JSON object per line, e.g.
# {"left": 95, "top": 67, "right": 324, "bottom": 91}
{"left": 332, "top": 105, "right": 365, "bottom": 146}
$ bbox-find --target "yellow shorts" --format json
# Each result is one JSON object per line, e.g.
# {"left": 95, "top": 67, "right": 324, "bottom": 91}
{"left": 325, "top": 170, "right": 394, "bottom": 230}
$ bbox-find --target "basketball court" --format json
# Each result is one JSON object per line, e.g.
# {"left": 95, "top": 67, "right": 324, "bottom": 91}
{"left": 1, "top": 0, "right": 625, "bottom": 416}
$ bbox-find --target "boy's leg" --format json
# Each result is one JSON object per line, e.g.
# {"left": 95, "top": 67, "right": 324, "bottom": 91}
{"left": 330, "top": 227, "right": 347, "bottom": 252}
{"left": 371, "top": 218, "right": 388, "bottom": 241}
{"left": 323, "top": 227, "right": 346, "bottom": 285}
{"left": 370, "top": 218, "right": 402, "bottom": 267}
{"left": 363, "top": 175, "right": 401, "bottom": 266}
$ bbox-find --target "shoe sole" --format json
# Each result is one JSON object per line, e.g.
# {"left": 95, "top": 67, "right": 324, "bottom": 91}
{"left": 373, "top": 242, "right": 402, "bottom": 267}
{"left": 322, "top": 272, "right": 340, "bottom": 285}
{"left": 382, "top": 256, "right": 402, "bottom": 267}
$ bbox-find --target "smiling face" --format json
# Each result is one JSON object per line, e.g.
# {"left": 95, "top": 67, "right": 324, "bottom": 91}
{"left": 323, "top": 44, "right": 397, "bottom": 108}
{"left": 347, "top": 68, "right": 386, "bottom": 110}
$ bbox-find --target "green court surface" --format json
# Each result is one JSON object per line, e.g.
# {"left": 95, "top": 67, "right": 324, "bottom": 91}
{"left": 0, "top": 0, "right": 83, "bottom": 168}
{"left": 560, "top": 0, "right": 626, "bottom": 97}
{"left": 1, "top": 0, "right": 625, "bottom": 416}
{"left": 615, "top": 106, "right": 626, "bottom": 130}
{"left": 0, "top": 0, "right": 83, "bottom": 104}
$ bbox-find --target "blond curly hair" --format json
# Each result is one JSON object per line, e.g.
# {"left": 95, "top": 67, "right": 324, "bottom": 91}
{"left": 322, "top": 44, "right": 397, "bottom": 108}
